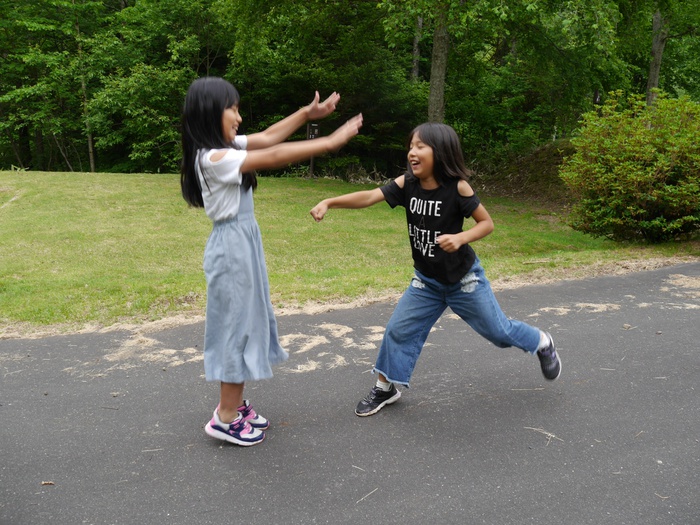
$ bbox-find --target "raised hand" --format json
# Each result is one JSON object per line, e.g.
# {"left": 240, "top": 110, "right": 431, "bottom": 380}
{"left": 307, "top": 91, "right": 341, "bottom": 121}
{"left": 326, "top": 114, "right": 363, "bottom": 152}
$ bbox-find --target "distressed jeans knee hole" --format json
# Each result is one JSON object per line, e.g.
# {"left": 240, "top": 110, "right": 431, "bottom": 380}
{"left": 460, "top": 272, "right": 479, "bottom": 293}
{"left": 411, "top": 277, "right": 425, "bottom": 289}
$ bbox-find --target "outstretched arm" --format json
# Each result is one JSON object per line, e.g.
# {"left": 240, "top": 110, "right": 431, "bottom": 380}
{"left": 310, "top": 187, "right": 386, "bottom": 222}
{"left": 246, "top": 91, "right": 341, "bottom": 150}
{"left": 241, "top": 114, "right": 362, "bottom": 173}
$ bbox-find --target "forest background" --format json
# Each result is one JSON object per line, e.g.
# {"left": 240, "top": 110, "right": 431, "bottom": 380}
{"left": 2, "top": 0, "right": 699, "bottom": 179}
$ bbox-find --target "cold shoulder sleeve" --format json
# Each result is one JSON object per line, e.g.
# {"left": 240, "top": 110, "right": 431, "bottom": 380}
{"left": 196, "top": 136, "right": 250, "bottom": 221}
{"left": 380, "top": 178, "right": 405, "bottom": 208}
{"left": 200, "top": 148, "right": 248, "bottom": 185}
{"left": 459, "top": 192, "right": 481, "bottom": 218}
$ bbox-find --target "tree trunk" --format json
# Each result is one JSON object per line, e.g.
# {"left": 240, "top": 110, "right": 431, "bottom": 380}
{"left": 53, "top": 134, "right": 74, "bottom": 172}
{"left": 428, "top": 8, "right": 449, "bottom": 122}
{"left": 81, "top": 74, "right": 96, "bottom": 172}
{"left": 411, "top": 16, "right": 423, "bottom": 81}
{"left": 646, "top": 9, "right": 669, "bottom": 106}
{"left": 74, "top": 10, "right": 95, "bottom": 172}
{"left": 33, "top": 128, "right": 45, "bottom": 171}
{"left": 20, "top": 127, "right": 31, "bottom": 168}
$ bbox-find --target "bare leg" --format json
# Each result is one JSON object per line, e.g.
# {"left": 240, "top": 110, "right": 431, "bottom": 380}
{"left": 219, "top": 382, "right": 244, "bottom": 423}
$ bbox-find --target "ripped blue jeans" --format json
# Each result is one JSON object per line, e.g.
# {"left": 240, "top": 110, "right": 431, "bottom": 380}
{"left": 374, "top": 258, "right": 541, "bottom": 387}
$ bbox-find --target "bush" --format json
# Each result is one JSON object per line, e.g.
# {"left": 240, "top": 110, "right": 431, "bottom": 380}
{"left": 559, "top": 91, "right": 700, "bottom": 242}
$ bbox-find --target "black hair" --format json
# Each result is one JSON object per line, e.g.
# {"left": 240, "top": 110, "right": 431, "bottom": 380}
{"left": 180, "top": 77, "right": 256, "bottom": 207}
{"left": 406, "top": 122, "right": 472, "bottom": 186}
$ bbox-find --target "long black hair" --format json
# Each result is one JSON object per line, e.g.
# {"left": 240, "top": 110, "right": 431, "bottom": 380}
{"left": 407, "top": 123, "right": 472, "bottom": 186}
{"left": 180, "top": 77, "right": 256, "bottom": 207}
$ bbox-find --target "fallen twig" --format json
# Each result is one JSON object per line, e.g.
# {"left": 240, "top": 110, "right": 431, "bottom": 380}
{"left": 524, "top": 426, "right": 564, "bottom": 445}
{"left": 356, "top": 487, "right": 378, "bottom": 504}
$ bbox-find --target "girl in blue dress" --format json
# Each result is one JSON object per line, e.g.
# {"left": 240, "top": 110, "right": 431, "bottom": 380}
{"left": 181, "top": 77, "right": 362, "bottom": 445}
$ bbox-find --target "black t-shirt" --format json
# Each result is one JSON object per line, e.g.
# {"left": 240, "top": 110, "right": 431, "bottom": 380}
{"left": 381, "top": 174, "right": 481, "bottom": 284}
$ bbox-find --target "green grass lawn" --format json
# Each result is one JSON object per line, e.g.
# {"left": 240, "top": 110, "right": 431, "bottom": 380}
{"left": 1, "top": 171, "right": 698, "bottom": 333}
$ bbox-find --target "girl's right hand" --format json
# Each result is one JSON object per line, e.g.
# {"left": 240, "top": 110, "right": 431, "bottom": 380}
{"left": 310, "top": 202, "right": 329, "bottom": 222}
{"left": 326, "top": 114, "right": 363, "bottom": 152}
{"left": 311, "top": 201, "right": 328, "bottom": 222}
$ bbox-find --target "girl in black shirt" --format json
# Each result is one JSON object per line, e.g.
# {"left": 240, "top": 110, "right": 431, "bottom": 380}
{"left": 310, "top": 122, "right": 561, "bottom": 417}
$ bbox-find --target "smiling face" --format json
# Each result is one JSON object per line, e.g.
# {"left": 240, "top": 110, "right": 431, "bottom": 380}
{"left": 408, "top": 132, "right": 437, "bottom": 188}
{"left": 221, "top": 104, "right": 242, "bottom": 143}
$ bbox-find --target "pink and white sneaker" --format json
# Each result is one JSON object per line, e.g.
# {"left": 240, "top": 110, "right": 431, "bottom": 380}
{"left": 205, "top": 410, "right": 265, "bottom": 446}
{"left": 238, "top": 400, "right": 270, "bottom": 430}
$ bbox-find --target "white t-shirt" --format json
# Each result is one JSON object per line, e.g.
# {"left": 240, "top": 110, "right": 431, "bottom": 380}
{"left": 196, "top": 136, "right": 249, "bottom": 221}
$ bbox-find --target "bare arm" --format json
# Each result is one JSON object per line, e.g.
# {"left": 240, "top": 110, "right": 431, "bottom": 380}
{"left": 310, "top": 187, "right": 386, "bottom": 222}
{"left": 436, "top": 204, "right": 494, "bottom": 253}
{"left": 246, "top": 92, "right": 341, "bottom": 150}
{"left": 435, "top": 180, "right": 494, "bottom": 253}
{"left": 240, "top": 114, "right": 362, "bottom": 173}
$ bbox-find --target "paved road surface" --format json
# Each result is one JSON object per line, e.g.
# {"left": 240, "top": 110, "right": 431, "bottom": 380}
{"left": 1, "top": 262, "right": 699, "bottom": 524}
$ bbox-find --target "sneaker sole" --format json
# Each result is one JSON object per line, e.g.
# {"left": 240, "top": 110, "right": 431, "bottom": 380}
{"left": 205, "top": 422, "right": 265, "bottom": 446}
{"left": 355, "top": 390, "right": 401, "bottom": 417}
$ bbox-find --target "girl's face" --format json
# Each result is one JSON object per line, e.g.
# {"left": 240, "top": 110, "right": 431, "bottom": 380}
{"left": 408, "top": 132, "right": 435, "bottom": 184}
{"left": 221, "top": 104, "right": 242, "bottom": 143}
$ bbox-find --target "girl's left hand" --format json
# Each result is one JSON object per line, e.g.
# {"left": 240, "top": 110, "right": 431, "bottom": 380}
{"left": 435, "top": 234, "right": 462, "bottom": 253}
{"left": 307, "top": 91, "right": 340, "bottom": 120}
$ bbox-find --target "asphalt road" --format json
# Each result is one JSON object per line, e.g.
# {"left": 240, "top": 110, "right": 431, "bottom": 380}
{"left": 1, "top": 262, "right": 699, "bottom": 525}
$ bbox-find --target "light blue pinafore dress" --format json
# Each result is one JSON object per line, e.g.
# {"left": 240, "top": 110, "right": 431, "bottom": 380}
{"left": 202, "top": 186, "right": 288, "bottom": 383}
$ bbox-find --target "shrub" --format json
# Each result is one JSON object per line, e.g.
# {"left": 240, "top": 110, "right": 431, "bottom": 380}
{"left": 559, "top": 91, "right": 700, "bottom": 242}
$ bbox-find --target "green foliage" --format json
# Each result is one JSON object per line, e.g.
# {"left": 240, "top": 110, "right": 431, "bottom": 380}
{"left": 662, "top": 28, "right": 700, "bottom": 100}
{"left": 88, "top": 64, "right": 189, "bottom": 173}
{"left": 224, "top": 0, "right": 426, "bottom": 177}
{"left": 559, "top": 91, "right": 700, "bottom": 242}
{"left": 82, "top": 0, "right": 230, "bottom": 172}
{"left": 0, "top": 0, "right": 109, "bottom": 171}
{"left": 445, "top": 0, "right": 633, "bottom": 166}
{"left": 0, "top": 0, "right": 698, "bottom": 175}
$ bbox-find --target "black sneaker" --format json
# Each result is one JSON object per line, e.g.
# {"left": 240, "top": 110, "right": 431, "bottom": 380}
{"left": 355, "top": 384, "right": 401, "bottom": 417}
{"left": 537, "top": 332, "right": 561, "bottom": 381}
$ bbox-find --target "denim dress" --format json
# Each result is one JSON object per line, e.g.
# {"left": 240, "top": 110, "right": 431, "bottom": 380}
{"left": 202, "top": 187, "right": 288, "bottom": 383}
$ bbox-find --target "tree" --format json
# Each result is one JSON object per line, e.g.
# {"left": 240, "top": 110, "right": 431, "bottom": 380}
{"left": 85, "top": 0, "right": 231, "bottom": 172}
{"left": 615, "top": 0, "right": 700, "bottom": 105}
{"left": 1, "top": 0, "right": 699, "bottom": 175}
{"left": 560, "top": 92, "right": 700, "bottom": 242}
{"left": 647, "top": 9, "right": 670, "bottom": 105}
{"left": 378, "top": 0, "right": 630, "bottom": 164}
{"left": 378, "top": 0, "right": 477, "bottom": 123}
{"left": 428, "top": 4, "right": 448, "bottom": 122}
{"left": 221, "top": 0, "right": 426, "bottom": 177}
{"left": 646, "top": 1, "right": 699, "bottom": 105}
{"left": 0, "top": 0, "right": 125, "bottom": 171}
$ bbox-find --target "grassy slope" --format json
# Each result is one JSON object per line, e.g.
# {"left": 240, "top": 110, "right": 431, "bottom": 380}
{"left": 1, "top": 157, "right": 698, "bottom": 334}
